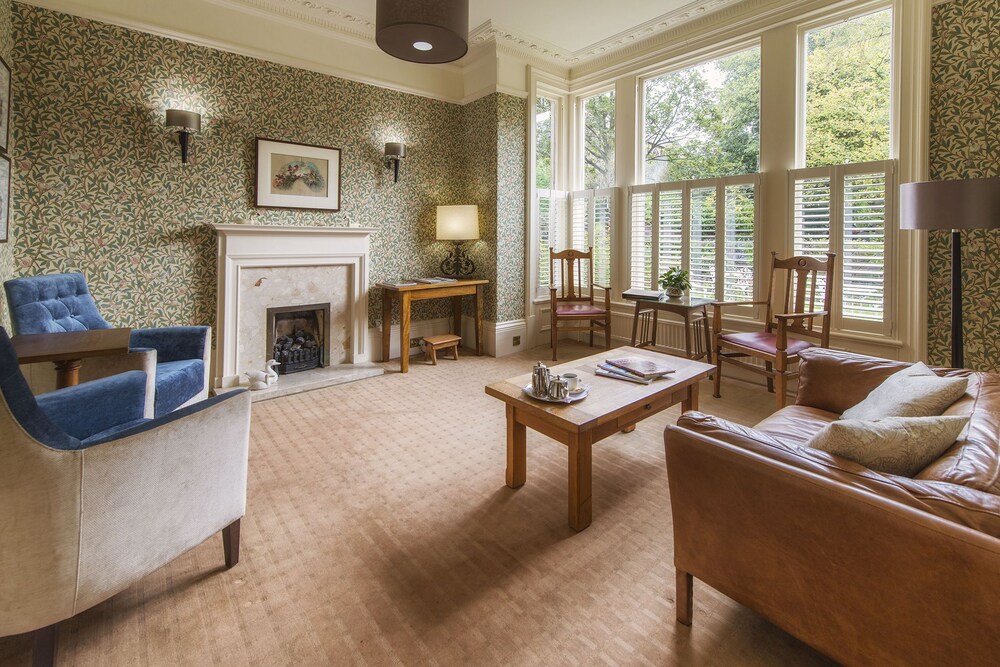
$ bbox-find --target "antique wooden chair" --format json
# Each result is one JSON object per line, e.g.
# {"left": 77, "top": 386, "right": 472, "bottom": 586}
{"left": 713, "top": 252, "right": 836, "bottom": 409}
{"left": 549, "top": 247, "right": 611, "bottom": 361}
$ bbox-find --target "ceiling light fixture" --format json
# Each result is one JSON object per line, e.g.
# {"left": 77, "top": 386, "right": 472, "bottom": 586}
{"left": 376, "top": 0, "right": 468, "bottom": 64}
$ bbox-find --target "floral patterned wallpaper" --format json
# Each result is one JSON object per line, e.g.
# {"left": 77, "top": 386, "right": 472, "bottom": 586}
{"left": 10, "top": 4, "right": 525, "bottom": 333}
{"left": 928, "top": 0, "right": 1000, "bottom": 370}
{"left": 0, "top": 0, "right": 12, "bottom": 330}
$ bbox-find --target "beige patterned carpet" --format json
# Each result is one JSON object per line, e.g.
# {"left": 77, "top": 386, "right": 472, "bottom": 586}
{"left": 1, "top": 342, "right": 832, "bottom": 666}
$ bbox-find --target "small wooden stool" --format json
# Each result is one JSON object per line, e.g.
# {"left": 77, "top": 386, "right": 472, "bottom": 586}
{"left": 422, "top": 334, "right": 461, "bottom": 365}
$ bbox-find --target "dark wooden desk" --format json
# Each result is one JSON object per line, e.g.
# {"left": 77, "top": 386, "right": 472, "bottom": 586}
{"left": 623, "top": 289, "right": 712, "bottom": 363}
{"left": 379, "top": 279, "right": 487, "bottom": 373}
{"left": 11, "top": 328, "right": 132, "bottom": 388}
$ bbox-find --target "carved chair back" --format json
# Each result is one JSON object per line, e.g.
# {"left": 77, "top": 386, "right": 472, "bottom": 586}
{"left": 763, "top": 251, "right": 837, "bottom": 345}
{"left": 550, "top": 248, "right": 597, "bottom": 304}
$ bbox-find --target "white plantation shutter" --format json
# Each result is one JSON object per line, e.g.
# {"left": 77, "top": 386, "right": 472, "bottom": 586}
{"left": 593, "top": 193, "right": 613, "bottom": 286}
{"left": 789, "top": 160, "right": 895, "bottom": 334}
{"left": 630, "top": 188, "right": 654, "bottom": 289}
{"left": 570, "top": 192, "right": 589, "bottom": 250}
{"left": 535, "top": 189, "right": 568, "bottom": 296}
{"left": 724, "top": 181, "right": 756, "bottom": 302}
{"left": 658, "top": 189, "right": 684, "bottom": 276}
{"left": 689, "top": 187, "right": 717, "bottom": 300}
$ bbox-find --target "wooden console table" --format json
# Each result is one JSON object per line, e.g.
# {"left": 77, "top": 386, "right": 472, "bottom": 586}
{"left": 623, "top": 289, "right": 713, "bottom": 364}
{"left": 379, "top": 279, "right": 487, "bottom": 373}
{"left": 11, "top": 328, "right": 133, "bottom": 389}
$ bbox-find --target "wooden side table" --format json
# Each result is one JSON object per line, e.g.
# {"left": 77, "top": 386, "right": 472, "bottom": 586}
{"left": 11, "top": 328, "right": 133, "bottom": 389}
{"left": 623, "top": 289, "right": 713, "bottom": 364}
{"left": 379, "top": 279, "right": 487, "bottom": 373}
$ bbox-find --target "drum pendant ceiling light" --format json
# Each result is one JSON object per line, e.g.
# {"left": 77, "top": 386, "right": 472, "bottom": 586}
{"left": 376, "top": 0, "right": 469, "bottom": 64}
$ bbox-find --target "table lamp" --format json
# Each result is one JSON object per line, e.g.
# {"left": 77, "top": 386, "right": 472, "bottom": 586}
{"left": 437, "top": 205, "right": 479, "bottom": 277}
{"left": 900, "top": 176, "right": 1000, "bottom": 368}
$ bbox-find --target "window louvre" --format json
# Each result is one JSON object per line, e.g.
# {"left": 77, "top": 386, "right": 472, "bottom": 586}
{"left": 842, "top": 172, "right": 887, "bottom": 322}
{"left": 658, "top": 189, "right": 683, "bottom": 275}
{"left": 593, "top": 193, "right": 613, "bottom": 286}
{"left": 724, "top": 183, "right": 756, "bottom": 302}
{"left": 689, "top": 187, "right": 717, "bottom": 300}
{"left": 630, "top": 190, "right": 654, "bottom": 289}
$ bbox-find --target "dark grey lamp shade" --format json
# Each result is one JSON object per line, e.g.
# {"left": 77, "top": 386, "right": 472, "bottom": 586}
{"left": 165, "top": 109, "right": 201, "bottom": 133}
{"left": 900, "top": 177, "right": 1000, "bottom": 230}
{"left": 376, "top": 0, "right": 468, "bottom": 64}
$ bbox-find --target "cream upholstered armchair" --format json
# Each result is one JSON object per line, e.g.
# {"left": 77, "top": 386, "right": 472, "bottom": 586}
{"left": 0, "top": 327, "right": 251, "bottom": 666}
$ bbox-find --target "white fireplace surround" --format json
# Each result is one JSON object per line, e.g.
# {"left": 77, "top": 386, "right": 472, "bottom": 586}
{"left": 211, "top": 224, "right": 376, "bottom": 388}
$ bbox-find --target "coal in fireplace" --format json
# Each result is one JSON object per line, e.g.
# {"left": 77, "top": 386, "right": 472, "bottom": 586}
{"left": 266, "top": 303, "right": 330, "bottom": 375}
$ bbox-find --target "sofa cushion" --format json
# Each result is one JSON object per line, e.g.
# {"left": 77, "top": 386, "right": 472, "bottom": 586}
{"left": 675, "top": 411, "right": 1000, "bottom": 539}
{"left": 917, "top": 371, "right": 1000, "bottom": 494}
{"left": 807, "top": 416, "right": 970, "bottom": 477}
{"left": 796, "top": 347, "right": 914, "bottom": 414}
{"left": 753, "top": 404, "right": 839, "bottom": 447}
{"left": 841, "top": 362, "right": 968, "bottom": 420}
{"left": 154, "top": 359, "right": 204, "bottom": 417}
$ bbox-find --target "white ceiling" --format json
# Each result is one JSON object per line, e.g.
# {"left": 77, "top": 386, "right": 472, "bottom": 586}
{"left": 256, "top": 0, "right": 744, "bottom": 63}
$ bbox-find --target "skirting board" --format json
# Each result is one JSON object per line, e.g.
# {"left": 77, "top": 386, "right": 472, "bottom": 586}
{"left": 368, "top": 317, "right": 528, "bottom": 361}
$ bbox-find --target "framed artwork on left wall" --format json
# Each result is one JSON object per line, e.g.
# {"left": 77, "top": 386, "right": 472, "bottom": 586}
{"left": 0, "top": 54, "right": 10, "bottom": 152}
{"left": 255, "top": 138, "right": 341, "bottom": 211}
{"left": 0, "top": 154, "right": 10, "bottom": 243}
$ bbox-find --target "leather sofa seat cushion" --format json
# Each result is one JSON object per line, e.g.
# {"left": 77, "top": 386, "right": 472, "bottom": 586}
{"left": 718, "top": 332, "right": 813, "bottom": 356}
{"left": 676, "top": 411, "right": 1000, "bottom": 538}
{"left": 753, "top": 405, "right": 839, "bottom": 447}
{"left": 841, "top": 362, "right": 968, "bottom": 420}
{"left": 154, "top": 359, "right": 205, "bottom": 417}
{"left": 555, "top": 304, "right": 607, "bottom": 316}
{"left": 807, "top": 416, "right": 970, "bottom": 477}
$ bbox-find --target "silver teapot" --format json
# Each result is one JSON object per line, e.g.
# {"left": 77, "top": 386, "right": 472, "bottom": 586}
{"left": 532, "top": 362, "right": 550, "bottom": 397}
{"left": 547, "top": 375, "right": 569, "bottom": 401}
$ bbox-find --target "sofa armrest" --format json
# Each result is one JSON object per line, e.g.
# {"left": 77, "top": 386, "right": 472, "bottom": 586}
{"left": 72, "top": 389, "right": 251, "bottom": 611}
{"left": 130, "top": 326, "right": 209, "bottom": 364}
{"left": 663, "top": 424, "right": 1000, "bottom": 665}
{"left": 78, "top": 348, "right": 157, "bottom": 418}
{"left": 36, "top": 370, "right": 148, "bottom": 442}
{"left": 795, "top": 347, "right": 914, "bottom": 413}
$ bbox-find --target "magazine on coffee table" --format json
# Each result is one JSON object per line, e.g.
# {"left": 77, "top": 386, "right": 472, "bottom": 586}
{"left": 604, "top": 356, "right": 675, "bottom": 379}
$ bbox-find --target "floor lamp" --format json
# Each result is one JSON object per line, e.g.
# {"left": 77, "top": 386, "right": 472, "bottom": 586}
{"left": 900, "top": 177, "right": 1000, "bottom": 368}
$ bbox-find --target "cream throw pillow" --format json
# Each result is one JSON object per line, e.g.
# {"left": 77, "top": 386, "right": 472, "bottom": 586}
{"left": 807, "top": 416, "right": 970, "bottom": 477}
{"left": 841, "top": 362, "right": 968, "bottom": 420}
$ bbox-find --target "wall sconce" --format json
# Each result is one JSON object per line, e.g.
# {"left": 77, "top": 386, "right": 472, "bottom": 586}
{"left": 437, "top": 205, "right": 479, "bottom": 276}
{"left": 384, "top": 142, "right": 406, "bottom": 182}
{"left": 165, "top": 109, "right": 202, "bottom": 164}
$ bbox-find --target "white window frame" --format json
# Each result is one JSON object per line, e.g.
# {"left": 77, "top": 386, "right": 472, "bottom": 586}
{"left": 788, "top": 159, "right": 897, "bottom": 337}
{"left": 628, "top": 174, "right": 761, "bottom": 315}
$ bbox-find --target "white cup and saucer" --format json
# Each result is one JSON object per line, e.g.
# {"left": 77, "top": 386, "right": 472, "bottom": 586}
{"left": 563, "top": 372, "right": 583, "bottom": 394}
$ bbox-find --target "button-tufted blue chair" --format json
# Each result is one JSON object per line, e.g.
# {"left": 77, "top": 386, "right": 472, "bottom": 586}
{"left": 0, "top": 326, "right": 250, "bottom": 667}
{"left": 4, "top": 272, "right": 212, "bottom": 417}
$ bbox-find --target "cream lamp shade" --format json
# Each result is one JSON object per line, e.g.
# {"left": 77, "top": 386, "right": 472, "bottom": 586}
{"left": 436, "top": 205, "right": 479, "bottom": 241}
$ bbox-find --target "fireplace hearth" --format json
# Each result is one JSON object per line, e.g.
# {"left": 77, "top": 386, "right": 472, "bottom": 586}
{"left": 266, "top": 303, "right": 331, "bottom": 375}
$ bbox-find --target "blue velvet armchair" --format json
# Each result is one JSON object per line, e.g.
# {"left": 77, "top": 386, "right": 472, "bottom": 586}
{"left": 4, "top": 272, "right": 212, "bottom": 417}
{"left": 0, "top": 327, "right": 251, "bottom": 667}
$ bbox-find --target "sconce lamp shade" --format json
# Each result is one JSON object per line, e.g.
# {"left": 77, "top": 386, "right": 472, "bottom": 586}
{"left": 376, "top": 0, "right": 469, "bottom": 64}
{"left": 436, "top": 205, "right": 479, "bottom": 241}
{"left": 900, "top": 177, "right": 1000, "bottom": 231}
{"left": 384, "top": 142, "right": 406, "bottom": 160}
{"left": 165, "top": 109, "right": 201, "bottom": 133}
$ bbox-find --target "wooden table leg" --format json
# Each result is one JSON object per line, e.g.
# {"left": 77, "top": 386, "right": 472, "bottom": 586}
{"left": 381, "top": 290, "right": 393, "bottom": 363}
{"left": 702, "top": 305, "right": 712, "bottom": 365}
{"left": 505, "top": 404, "right": 526, "bottom": 488}
{"left": 54, "top": 359, "right": 82, "bottom": 389}
{"left": 399, "top": 293, "right": 412, "bottom": 373}
{"left": 475, "top": 284, "right": 484, "bottom": 356}
{"left": 682, "top": 382, "right": 700, "bottom": 413}
{"left": 452, "top": 296, "right": 463, "bottom": 340}
{"left": 630, "top": 301, "right": 641, "bottom": 346}
{"left": 568, "top": 431, "right": 593, "bottom": 531}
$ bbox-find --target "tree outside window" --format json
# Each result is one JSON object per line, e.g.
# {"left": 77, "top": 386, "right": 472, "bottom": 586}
{"left": 583, "top": 90, "right": 615, "bottom": 189}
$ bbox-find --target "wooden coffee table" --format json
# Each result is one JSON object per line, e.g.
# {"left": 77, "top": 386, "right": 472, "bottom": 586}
{"left": 485, "top": 346, "right": 714, "bottom": 531}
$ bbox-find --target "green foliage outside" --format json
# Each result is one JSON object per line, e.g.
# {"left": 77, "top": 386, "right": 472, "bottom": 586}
{"left": 535, "top": 96, "right": 553, "bottom": 189}
{"left": 584, "top": 90, "right": 616, "bottom": 189}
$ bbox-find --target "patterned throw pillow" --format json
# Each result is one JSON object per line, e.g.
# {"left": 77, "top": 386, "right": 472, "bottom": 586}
{"left": 841, "top": 362, "right": 968, "bottom": 420}
{"left": 807, "top": 416, "right": 970, "bottom": 477}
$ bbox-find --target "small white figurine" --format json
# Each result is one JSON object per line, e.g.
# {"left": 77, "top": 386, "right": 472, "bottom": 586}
{"left": 245, "top": 359, "right": 279, "bottom": 390}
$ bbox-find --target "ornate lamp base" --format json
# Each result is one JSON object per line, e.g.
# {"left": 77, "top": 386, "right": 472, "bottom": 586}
{"left": 440, "top": 241, "right": 475, "bottom": 277}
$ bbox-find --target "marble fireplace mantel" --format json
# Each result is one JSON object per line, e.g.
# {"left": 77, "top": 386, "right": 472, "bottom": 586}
{"left": 211, "top": 223, "right": 377, "bottom": 390}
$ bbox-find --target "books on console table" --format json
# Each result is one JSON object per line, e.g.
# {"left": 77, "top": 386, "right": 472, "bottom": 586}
{"left": 604, "top": 356, "right": 675, "bottom": 379}
{"left": 415, "top": 277, "right": 458, "bottom": 284}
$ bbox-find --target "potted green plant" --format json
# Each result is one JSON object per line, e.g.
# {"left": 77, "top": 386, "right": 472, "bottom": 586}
{"left": 659, "top": 267, "right": 691, "bottom": 298}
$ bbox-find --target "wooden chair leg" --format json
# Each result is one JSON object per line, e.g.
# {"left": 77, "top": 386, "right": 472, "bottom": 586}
{"left": 676, "top": 570, "right": 693, "bottom": 626}
{"left": 223, "top": 518, "right": 241, "bottom": 569}
{"left": 765, "top": 361, "right": 774, "bottom": 393}
{"left": 32, "top": 623, "right": 58, "bottom": 667}
{"left": 589, "top": 321, "right": 594, "bottom": 348}
{"left": 775, "top": 372, "right": 788, "bottom": 410}
{"left": 551, "top": 316, "right": 558, "bottom": 361}
{"left": 604, "top": 318, "right": 611, "bottom": 350}
{"left": 713, "top": 348, "right": 723, "bottom": 399}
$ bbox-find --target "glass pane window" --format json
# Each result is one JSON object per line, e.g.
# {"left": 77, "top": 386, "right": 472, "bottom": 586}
{"left": 583, "top": 90, "right": 615, "bottom": 189}
{"left": 535, "top": 96, "right": 553, "bottom": 189}
{"left": 804, "top": 9, "right": 892, "bottom": 168}
{"left": 642, "top": 46, "right": 760, "bottom": 183}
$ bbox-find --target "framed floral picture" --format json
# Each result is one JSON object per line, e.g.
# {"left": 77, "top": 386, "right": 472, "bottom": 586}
{"left": 0, "top": 54, "right": 9, "bottom": 153}
{"left": 0, "top": 154, "right": 9, "bottom": 243}
{"left": 255, "top": 138, "right": 341, "bottom": 211}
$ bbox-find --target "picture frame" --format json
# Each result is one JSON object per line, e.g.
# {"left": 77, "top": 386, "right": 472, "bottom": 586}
{"left": 255, "top": 138, "right": 341, "bottom": 211}
{"left": 0, "top": 54, "right": 10, "bottom": 153}
{"left": 0, "top": 153, "right": 10, "bottom": 243}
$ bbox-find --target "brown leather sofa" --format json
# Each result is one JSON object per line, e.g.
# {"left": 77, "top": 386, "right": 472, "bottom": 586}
{"left": 663, "top": 347, "right": 1000, "bottom": 665}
